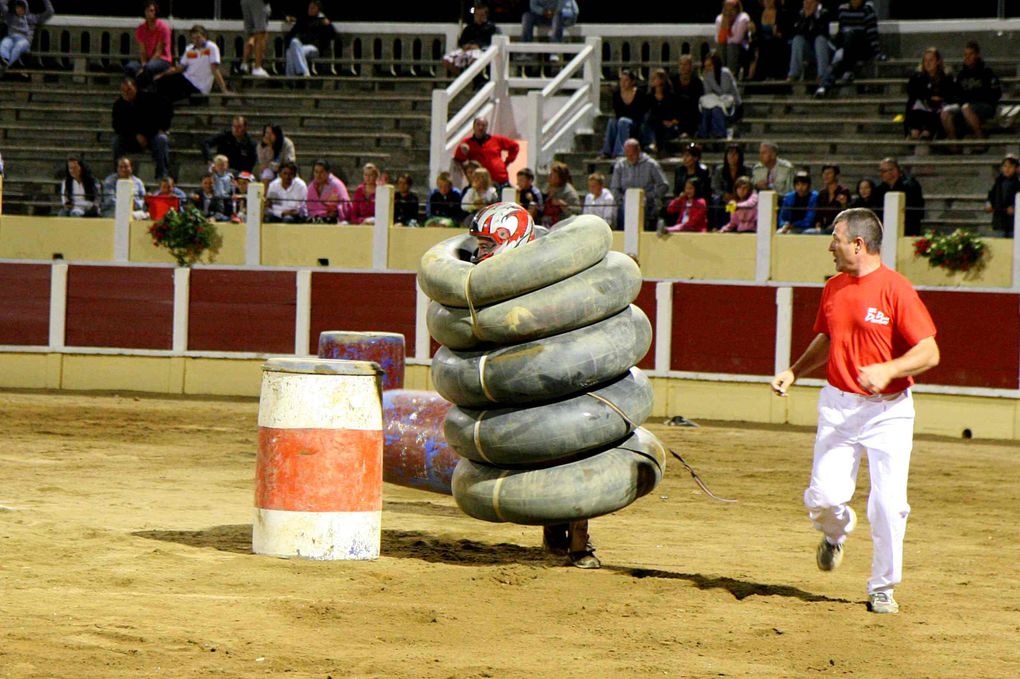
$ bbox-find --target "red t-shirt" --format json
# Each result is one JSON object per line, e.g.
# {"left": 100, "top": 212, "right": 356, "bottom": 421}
{"left": 813, "top": 264, "right": 937, "bottom": 395}
{"left": 136, "top": 19, "right": 173, "bottom": 64}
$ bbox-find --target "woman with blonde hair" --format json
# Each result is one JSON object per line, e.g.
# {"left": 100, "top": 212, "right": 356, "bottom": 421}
{"left": 350, "top": 162, "right": 381, "bottom": 224}
{"left": 460, "top": 167, "right": 499, "bottom": 224}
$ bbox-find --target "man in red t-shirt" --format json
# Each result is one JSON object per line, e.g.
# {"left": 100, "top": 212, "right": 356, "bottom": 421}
{"left": 126, "top": 1, "right": 173, "bottom": 88}
{"left": 771, "top": 207, "right": 940, "bottom": 615}
{"left": 453, "top": 117, "right": 519, "bottom": 189}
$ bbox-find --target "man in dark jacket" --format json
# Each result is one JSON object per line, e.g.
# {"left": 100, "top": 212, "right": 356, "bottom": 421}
{"left": 986, "top": 155, "right": 1019, "bottom": 236}
{"left": 442, "top": 2, "right": 500, "bottom": 75}
{"left": 201, "top": 115, "right": 257, "bottom": 174}
{"left": 283, "top": 0, "right": 334, "bottom": 77}
{"left": 111, "top": 75, "right": 172, "bottom": 180}
{"left": 817, "top": 0, "right": 884, "bottom": 96}
{"left": 874, "top": 157, "right": 926, "bottom": 236}
{"left": 942, "top": 41, "right": 1002, "bottom": 143}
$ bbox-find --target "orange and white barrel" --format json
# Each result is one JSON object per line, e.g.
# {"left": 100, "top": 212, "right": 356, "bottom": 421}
{"left": 253, "top": 357, "right": 384, "bottom": 560}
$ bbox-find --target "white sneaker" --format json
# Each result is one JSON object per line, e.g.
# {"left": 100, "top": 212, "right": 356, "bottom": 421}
{"left": 549, "top": 54, "right": 560, "bottom": 63}
{"left": 251, "top": 67, "right": 269, "bottom": 77}
{"left": 239, "top": 62, "right": 250, "bottom": 74}
{"left": 868, "top": 591, "right": 899, "bottom": 614}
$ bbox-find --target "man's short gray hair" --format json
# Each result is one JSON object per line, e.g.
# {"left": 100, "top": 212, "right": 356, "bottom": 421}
{"left": 834, "top": 207, "right": 884, "bottom": 254}
{"left": 760, "top": 140, "right": 778, "bottom": 153}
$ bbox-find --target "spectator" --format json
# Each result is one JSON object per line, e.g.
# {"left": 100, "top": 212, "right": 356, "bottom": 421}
{"left": 874, "top": 157, "right": 925, "bottom": 236}
{"left": 0, "top": 0, "right": 53, "bottom": 77}
{"left": 752, "top": 141, "right": 794, "bottom": 195}
{"left": 156, "top": 175, "right": 188, "bottom": 204}
{"left": 125, "top": 1, "right": 173, "bottom": 88}
{"left": 600, "top": 69, "right": 649, "bottom": 159}
{"left": 814, "top": 163, "right": 851, "bottom": 232}
{"left": 210, "top": 154, "right": 234, "bottom": 199}
{"left": 817, "top": 0, "right": 883, "bottom": 96}
{"left": 257, "top": 124, "right": 297, "bottom": 182}
{"left": 748, "top": 0, "right": 791, "bottom": 81}
{"left": 202, "top": 116, "right": 258, "bottom": 175}
{"left": 350, "top": 162, "right": 381, "bottom": 224}
{"left": 284, "top": 0, "right": 334, "bottom": 77}
{"left": 461, "top": 167, "right": 499, "bottom": 221}
{"left": 849, "top": 177, "right": 880, "bottom": 211}
{"left": 942, "top": 41, "right": 1001, "bottom": 146}
{"left": 101, "top": 157, "right": 147, "bottom": 219}
{"left": 665, "top": 178, "right": 708, "bottom": 232}
{"left": 904, "top": 47, "right": 956, "bottom": 141}
{"left": 670, "top": 54, "right": 704, "bottom": 139}
{"left": 699, "top": 49, "right": 742, "bottom": 139}
{"left": 778, "top": 170, "right": 819, "bottom": 233}
{"left": 542, "top": 161, "right": 580, "bottom": 227}
{"left": 985, "top": 154, "right": 1019, "bottom": 237}
{"left": 239, "top": 0, "right": 270, "bottom": 76}
{"left": 583, "top": 172, "right": 616, "bottom": 227}
{"left": 394, "top": 174, "right": 421, "bottom": 226}
{"left": 190, "top": 173, "right": 231, "bottom": 221}
{"left": 644, "top": 68, "right": 681, "bottom": 158}
{"left": 306, "top": 159, "right": 350, "bottom": 224}
{"left": 424, "top": 171, "right": 464, "bottom": 227}
{"left": 153, "top": 25, "right": 230, "bottom": 103}
{"left": 443, "top": 2, "right": 500, "bottom": 76}
{"left": 610, "top": 138, "right": 670, "bottom": 231}
{"left": 462, "top": 160, "right": 482, "bottom": 190}
{"left": 720, "top": 176, "right": 759, "bottom": 232}
{"left": 714, "top": 0, "right": 752, "bottom": 77}
{"left": 453, "top": 117, "right": 519, "bottom": 189}
{"left": 515, "top": 167, "right": 544, "bottom": 223}
{"left": 58, "top": 156, "right": 100, "bottom": 217}
{"left": 521, "top": 0, "right": 579, "bottom": 56}
{"left": 673, "top": 142, "right": 712, "bottom": 202}
{"left": 233, "top": 171, "right": 255, "bottom": 221}
{"left": 112, "top": 76, "right": 172, "bottom": 181}
{"left": 787, "top": 0, "right": 832, "bottom": 96}
{"left": 265, "top": 161, "right": 307, "bottom": 223}
{"left": 711, "top": 143, "right": 751, "bottom": 227}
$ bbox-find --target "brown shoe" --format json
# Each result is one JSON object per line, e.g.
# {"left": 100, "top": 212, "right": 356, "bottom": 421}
{"left": 568, "top": 544, "right": 601, "bottom": 569}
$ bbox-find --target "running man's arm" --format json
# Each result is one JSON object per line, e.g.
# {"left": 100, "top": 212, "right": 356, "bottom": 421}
{"left": 771, "top": 332, "right": 830, "bottom": 396}
{"left": 857, "top": 335, "right": 939, "bottom": 395}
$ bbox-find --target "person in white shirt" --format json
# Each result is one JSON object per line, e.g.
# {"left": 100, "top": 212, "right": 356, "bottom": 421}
{"left": 154, "top": 24, "right": 230, "bottom": 103}
{"left": 265, "top": 161, "right": 308, "bottom": 222}
{"left": 582, "top": 171, "right": 616, "bottom": 228}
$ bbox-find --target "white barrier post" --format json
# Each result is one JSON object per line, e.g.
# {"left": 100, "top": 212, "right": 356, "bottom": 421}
{"left": 654, "top": 281, "right": 673, "bottom": 374}
{"left": 755, "top": 190, "right": 777, "bottom": 282}
{"left": 429, "top": 89, "right": 449, "bottom": 189}
{"left": 114, "top": 179, "right": 133, "bottom": 262}
{"left": 623, "top": 188, "right": 643, "bottom": 258}
{"left": 501, "top": 186, "right": 518, "bottom": 203}
{"left": 245, "top": 181, "right": 264, "bottom": 266}
{"left": 294, "top": 269, "right": 312, "bottom": 356}
{"left": 774, "top": 286, "right": 793, "bottom": 376}
{"left": 49, "top": 262, "right": 68, "bottom": 350}
{"left": 172, "top": 268, "right": 190, "bottom": 353}
{"left": 882, "top": 191, "right": 904, "bottom": 270}
{"left": 373, "top": 184, "right": 394, "bottom": 270}
{"left": 526, "top": 91, "right": 543, "bottom": 171}
{"left": 1011, "top": 193, "right": 1020, "bottom": 291}
{"left": 415, "top": 281, "right": 431, "bottom": 363}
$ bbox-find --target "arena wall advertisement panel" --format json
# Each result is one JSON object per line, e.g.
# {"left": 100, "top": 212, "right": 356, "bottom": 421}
{"left": 0, "top": 263, "right": 50, "bottom": 346}
{"left": 65, "top": 265, "right": 174, "bottom": 350}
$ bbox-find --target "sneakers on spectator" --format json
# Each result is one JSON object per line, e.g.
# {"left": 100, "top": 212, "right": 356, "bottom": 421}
{"left": 238, "top": 62, "right": 250, "bottom": 74}
{"left": 251, "top": 67, "right": 269, "bottom": 77}
{"left": 868, "top": 591, "right": 899, "bottom": 614}
{"left": 549, "top": 54, "right": 560, "bottom": 63}
{"left": 814, "top": 85, "right": 827, "bottom": 98}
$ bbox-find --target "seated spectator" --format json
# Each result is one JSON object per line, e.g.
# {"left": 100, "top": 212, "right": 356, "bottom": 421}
{"left": 153, "top": 25, "right": 230, "bottom": 103}
{"left": 453, "top": 117, "right": 518, "bottom": 189}
{"left": 787, "top": 0, "right": 831, "bottom": 96}
{"left": 665, "top": 178, "right": 708, "bottom": 232}
{"left": 101, "top": 157, "right": 147, "bottom": 219}
{"left": 257, "top": 124, "right": 297, "bottom": 182}
{"left": 752, "top": 141, "right": 794, "bottom": 195}
{"left": 443, "top": 2, "right": 500, "bottom": 76}
{"left": 817, "top": 0, "right": 883, "bottom": 96}
{"left": 461, "top": 160, "right": 482, "bottom": 190}
{"left": 112, "top": 76, "right": 172, "bottom": 181}
{"left": 985, "top": 154, "right": 1019, "bottom": 237}
{"left": 521, "top": 0, "right": 578, "bottom": 56}
{"left": 394, "top": 174, "right": 420, "bottom": 226}
{"left": 673, "top": 142, "right": 712, "bottom": 202}
{"left": 190, "top": 172, "right": 232, "bottom": 221}
{"left": 610, "top": 138, "right": 670, "bottom": 231}
{"left": 942, "top": 41, "right": 1001, "bottom": 145}
{"left": 670, "top": 54, "right": 704, "bottom": 139}
{"left": 711, "top": 143, "right": 751, "bottom": 227}
{"left": 778, "top": 170, "right": 819, "bottom": 233}
{"left": 720, "top": 176, "right": 759, "bottom": 232}
{"left": 600, "top": 69, "right": 648, "bottom": 159}
{"left": 813, "top": 163, "right": 851, "bottom": 232}
{"left": 515, "top": 167, "right": 543, "bottom": 223}
{"left": 904, "top": 47, "right": 956, "bottom": 141}
{"left": 265, "top": 162, "right": 307, "bottom": 223}
{"left": 305, "top": 159, "right": 350, "bottom": 224}
{"left": 541, "top": 161, "right": 580, "bottom": 227}
{"left": 202, "top": 116, "right": 258, "bottom": 175}
{"left": 874, "top": 157, "right": 925, "bottom": 235}
{"left": 284, "top": 0, "right": 334, "bottom": 77}
{"left": 210, "top": 154, "right": 233, "bottom": 198}
{"left": 461, "top": 167, "right": 499, "bottom": 221}
{"left": 714, "top": 0, "right": 752, "bottom": 78}
{"left": 125, "top": 1, "right": 173, "bottom": 88}
{"left": 849, "top": 177, "right": 879, "bottom": 211}
{"left": 156, "top": 175, "right": 188, "bottom": 204}
{"left": 58, "top": 156, "right": 100, "bottom": 217}
{"left": 583, "top": 172, "right": 616, "bottom": 227}
{"left": 424, "top": 171, "right": 464, "bottom": 227}
{"left": 748, "top": 0, "right": 791, "bottom": 81}
{"left": 0, "top": 0, "right": 53, "bottom": 77}
{"left": 644, "top": 68, "right": 681, "bottom": 158}
{"left": 233, "top": 171, "right": 256, "bottom": 222}
{"left": 350, "top": 162, "right": 381, "bottom": 224}
{"left": 698, "top": 50, "right": 741, "bottom": 139}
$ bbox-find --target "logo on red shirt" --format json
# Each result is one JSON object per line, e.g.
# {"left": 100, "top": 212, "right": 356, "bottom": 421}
{"left": 864, "top": 307, "right": 890, "bottom": 325}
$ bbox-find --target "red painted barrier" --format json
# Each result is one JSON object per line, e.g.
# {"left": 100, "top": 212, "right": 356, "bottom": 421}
{"left": 310, "top": 272, "right": 417, "bottom": 357}
{"left": 189, "top": 270, "right": 297, "bottom": 353}
{"left": 65, "top": 265, "right": 173, "bottom": 349}
{"left": 791, "top": 287, "right": 826, "bottom": 380}
{"left": 633, "top": 280, "right": 657, "bottom": 370}
{"left": 0, "top": 264, "right": 50, "bottom": 346}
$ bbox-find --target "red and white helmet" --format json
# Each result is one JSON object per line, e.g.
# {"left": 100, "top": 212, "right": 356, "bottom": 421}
{"left": 470, "top": 201, "right": 535, "bottom": 262}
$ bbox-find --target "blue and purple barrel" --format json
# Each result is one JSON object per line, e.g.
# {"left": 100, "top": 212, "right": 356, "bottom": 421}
{"left": 382, "top": 390, "right": 458, "bottom": 495}
{"left": 318, "top": 331, "right": 406, "bottom": 391}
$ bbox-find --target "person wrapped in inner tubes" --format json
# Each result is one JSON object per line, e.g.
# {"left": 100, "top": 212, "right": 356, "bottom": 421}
{"left": 469, "top": 202, "right": 601, "bottom": 569}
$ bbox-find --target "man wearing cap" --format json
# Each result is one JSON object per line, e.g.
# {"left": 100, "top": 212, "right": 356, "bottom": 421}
{"left": 779, "top": 169, "right": 820, "bottom": 233}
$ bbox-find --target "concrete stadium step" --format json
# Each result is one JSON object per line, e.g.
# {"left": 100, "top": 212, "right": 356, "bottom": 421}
{"left": 740, "top": 117, "right": 900, "bottom": 136}
{"left": 742, "top": 76, "right": 1020, "bottom": 99}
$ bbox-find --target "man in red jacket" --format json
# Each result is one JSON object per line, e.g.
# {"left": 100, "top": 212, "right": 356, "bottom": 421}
{"left": 454, "top": 117, "right": 519, "bottom": 189}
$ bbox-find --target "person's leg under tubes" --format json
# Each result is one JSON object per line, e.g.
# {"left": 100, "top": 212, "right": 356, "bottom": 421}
{"left": 859, "top": 392, "right": 915, "bottom": 594}
{"left": 804, "top": 386, "right": 864, "bottom": 545}
{"left": 543, "top": 523, "right": 569, "bottom": 554}
{"left": 568, "top": 520, "right": 590, "bottom": 553}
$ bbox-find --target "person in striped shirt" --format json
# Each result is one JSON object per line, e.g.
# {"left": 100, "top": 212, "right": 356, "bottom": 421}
{"left": 816, "top": 0, "right": 885, "bottom": 97}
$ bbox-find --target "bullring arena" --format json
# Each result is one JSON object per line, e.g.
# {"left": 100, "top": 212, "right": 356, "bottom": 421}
{"left": 2, "top": 5, "right": 1020, "bottom": 678}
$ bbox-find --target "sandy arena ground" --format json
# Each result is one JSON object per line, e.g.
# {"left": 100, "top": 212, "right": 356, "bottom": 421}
{"left": 1, "top": 389, "right": 1019, "bottom": 678}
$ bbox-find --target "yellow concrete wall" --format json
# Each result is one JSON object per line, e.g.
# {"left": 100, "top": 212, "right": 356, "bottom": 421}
{"left": 611, "top": 231, "right": 625, "bottom": 253}
{"left": 896, "top": 237, "right": 1014, "bottom": 288}
{"left": 183, "top": 357, "right": 265, "bottom": 396}
{"left": 0, "top": 215, "right": 116, "bottom": 261}
{"left": 0, "top": 353, "right": 54, "bottom": 389}
{"left": 129, "top": 220, "right": 247, "bottom": 265}
{"left": 640, "top": 232, "right": 756, "bottom": 280}
{"left": 771, "top": 234, "right": 834, "bottom": 284}
{"left": 387, "top": 226, "right": 463, "bottom": 272}
{"left": 60, "top": 354, "right": 184, "bottom": 392}
{"left": 260, "top": 223, "right": 374, "bottom": 268}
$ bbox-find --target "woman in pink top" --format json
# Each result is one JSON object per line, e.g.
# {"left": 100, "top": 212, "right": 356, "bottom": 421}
{"left": 720, "top": 176, "right": 759, "bottom": 232}
{"left": 665, "top": 178, "right": 708, "bottom": 232}
{"left": 714, "top": 0, "right": 751, "bottom": 78}
{"left": 126, "top": 1, "right": 173, "bottom": 87}
{"left": 349, "top": 162, "right": 380, "bottom": 224}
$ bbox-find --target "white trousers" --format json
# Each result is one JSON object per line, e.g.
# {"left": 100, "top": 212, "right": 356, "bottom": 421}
{"left": 805, "top": 384, "right": 914, "bottom": 594}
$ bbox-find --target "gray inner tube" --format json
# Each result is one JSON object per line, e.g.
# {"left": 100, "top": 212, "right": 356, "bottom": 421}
{"left": 430, "top": 304, "right": 652, "bottom": 409}
{"left": 444, "top": 367, "right": 653, "bottom": 466}
{"left": 427, "top": 251, "right": 642, "bottom": 351}
{"left": 416, "top": 214, "right": 612, "bottom": 309}
{"left": 451, "top": 427, "right": 667, "bottom": 525}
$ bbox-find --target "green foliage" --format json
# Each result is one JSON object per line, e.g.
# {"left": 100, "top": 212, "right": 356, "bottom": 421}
{"left": 148, "top": 206, "right": 220, "bottom": 268}
{"left": 912, "top": 228, "right": 986, "bottom": 273}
